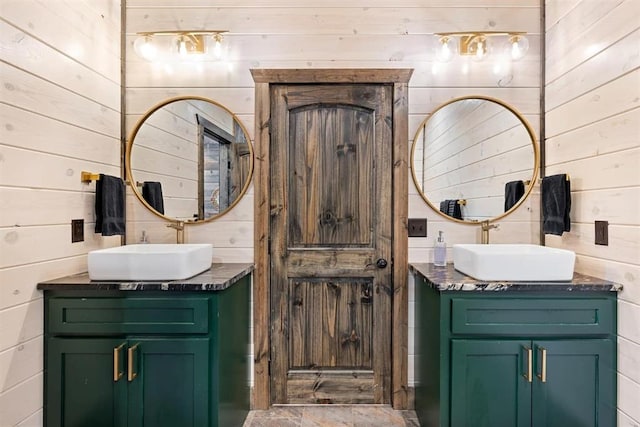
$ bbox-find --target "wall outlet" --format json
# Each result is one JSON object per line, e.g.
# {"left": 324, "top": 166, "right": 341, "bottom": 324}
{"left": 71, "top": 219, "right": 84, "bottom": 243}
{"left": 595, "top": 220, "right": 608, "bottom": 246}
{"left": 408, "top": 218, "right": 427, "bottom": 237}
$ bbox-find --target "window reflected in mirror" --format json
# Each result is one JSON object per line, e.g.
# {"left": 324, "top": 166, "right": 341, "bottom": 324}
{"left": 127, "top": 97, "right": 253, "bottom": 223}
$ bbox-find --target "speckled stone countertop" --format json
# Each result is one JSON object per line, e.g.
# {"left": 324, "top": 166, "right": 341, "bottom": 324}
{"left": 410, "top": 263, "right": 622, "bottom": 292}
{"left": 37, "top": 263, "right": 254, "bottom": 292}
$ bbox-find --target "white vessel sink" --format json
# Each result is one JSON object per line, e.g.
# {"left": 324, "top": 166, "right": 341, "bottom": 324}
{"left": 452, "top": 244, "right": 575, "bottom": 281}
{"left": 88, "top": 244, "right": 213, "bottom": 281}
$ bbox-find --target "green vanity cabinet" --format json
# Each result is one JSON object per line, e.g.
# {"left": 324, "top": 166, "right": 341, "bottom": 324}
{"left": 42, "top": 272, "right": 250, "bottom": 427}
{"left": 47, "top": 336, "right": 210, "bottom": 427}
{"left": 413, "top": 267, "right": 618, "bottom": 427}
{"left": 47, "top": 338, "right": 128, "bottom": 427}
{"left": 450, "top": 338, "right": 614, "bottom": 427}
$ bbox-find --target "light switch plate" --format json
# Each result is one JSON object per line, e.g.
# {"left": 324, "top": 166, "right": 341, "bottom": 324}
{"left": 595, "top": 220, "right": 608, "bottom": 246}
{"left": 408, "top": 218, "right": 427, "bottom": 237}
{"left": 71, "top": 219, "right": 84, "bottom": 243}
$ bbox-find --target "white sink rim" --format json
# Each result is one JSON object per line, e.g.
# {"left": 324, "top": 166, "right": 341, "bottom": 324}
{"left": 452, "top": 244, "right": 575, "bottom": 281}
{"left": 88, "top": 243, "right": 213, "bottom": 281}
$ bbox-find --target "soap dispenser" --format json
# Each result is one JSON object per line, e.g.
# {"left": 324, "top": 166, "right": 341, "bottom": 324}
{"left": 433, "top": 231, "right": 447, "bottom": 267}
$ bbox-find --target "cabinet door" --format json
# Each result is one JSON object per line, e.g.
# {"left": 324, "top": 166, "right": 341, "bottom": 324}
{"left": 451, "top": 340, "right": 532, "bottom": 427}
{"left": 127, "top": 338, "right": 210, "bottom": 427}
{"left": 47, "top": 338, "right": 127, "bottom": 427}
{"left": 532, "top": 339, "right": 615, "bottom": 427}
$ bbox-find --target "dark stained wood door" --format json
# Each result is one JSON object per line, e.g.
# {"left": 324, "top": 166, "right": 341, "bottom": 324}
{"left": 270, "top": 84, "right": 393, "bottom": 404}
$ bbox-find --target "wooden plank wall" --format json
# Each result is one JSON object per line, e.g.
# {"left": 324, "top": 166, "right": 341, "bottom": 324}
{"left": 0, "top": 1, "right": 122, "bottom": 425}
{"left": 544, "top": 1, "right": 640, "bottom": 424}
{"left": 125, "top": 0, "right": 542, "bottom": 395}
{"left": 417, "top": 100, "right": 535, "bottom": 221}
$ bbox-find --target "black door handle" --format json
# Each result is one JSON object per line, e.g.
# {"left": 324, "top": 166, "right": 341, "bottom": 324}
{"left": 376, "top": 258, "right": 388, "bottom": 269}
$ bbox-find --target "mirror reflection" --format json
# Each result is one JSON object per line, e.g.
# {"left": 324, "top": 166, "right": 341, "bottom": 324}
{"left": 411, "top": 96, "right": 538, "bottom": 223}
{"left": 127, "top": 97, "right": 253, "bottom": 222}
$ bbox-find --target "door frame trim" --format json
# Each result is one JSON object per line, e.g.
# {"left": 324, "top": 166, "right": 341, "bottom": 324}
{"left": 251, "top": 68, "right": 412, "bottom": 410}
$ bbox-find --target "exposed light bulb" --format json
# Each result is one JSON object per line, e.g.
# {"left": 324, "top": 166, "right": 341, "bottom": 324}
{"left": 213, "top": 33, "right": 222, "bottom": 59}
{"left": 133, "top": 35, "right": 157, "bottom": 61}
{"left": 471, "top": 36, "right": 488, "bottom": 62}
{"left": 507, "top": 35, "right": 529, "bottom": 61}
{"left": 178, "top": 37, "right": 188, "bottom": 56}
{"left": 435, "top": 36, "right": 456, "bottom": 63}
{"left": 214, "top": 39, "right": 222, "bottom": 58}
{"left": 476, "top": 40, "right": 485, "bottom": 59}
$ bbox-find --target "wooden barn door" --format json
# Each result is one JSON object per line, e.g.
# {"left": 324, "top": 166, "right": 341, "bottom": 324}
{"left": 269, "top": 84, "right": 393, "bottom": 404}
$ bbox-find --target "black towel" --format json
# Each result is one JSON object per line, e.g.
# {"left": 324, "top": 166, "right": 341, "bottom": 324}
{"left": 542, "top": 174, "right": 571, "bottom": 235}
{"left": 440, "top": 199, "right": 463, "bottom": 220}
{"left": 95, "top": 174, "right": 125, "bottom": 236}
{"left": 142, "top": 181, "right": 164, "bottom": 214}
{"left": 449, "top": 200, "right": 463, "bottom": 220}
{"left": 504, "top": 180, "right": 525, "bottom": 212}
{"left": 439, "top": 200, "right": 448, "bottom": 215}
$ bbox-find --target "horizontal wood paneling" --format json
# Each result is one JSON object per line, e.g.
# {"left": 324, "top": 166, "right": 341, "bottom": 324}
{"left": 618, "top": 372, "right": 640, "bottom": 424}
{"left": 0, "top": 336, "right": 43, "bottom": 393}
{"left": 0, "top": 373, "right": 43, "bottom": 427}
{"left": 1, "top": 0, "right": 120, "bottom": 80}
{"left": 1, "top": 62, "right": 120, "bottom": 138}
{"left": 0, "top": 21, "right": 120, "bottom": 111}
{"left": 1, "top": 0, "right": 121, "bottom": 423}
{"left": 0, "top": 225, "right": 120, "bottom": 269}
{"left": 0, "top": 104, "right": 120, "bottom": 165}
{"left": 0, "top": 188, "right": 95, "bottom": 228}
{"left": 0, "top": 145, "right": 120, "bottom": 191}
{"left": 0, "top": 258, "right": 88, "bottom": 310}
{"left": 545, "top": 28, "right": 640, "bottom": 110}
{"left": 15, "top": 409, "right": 42, "bottom": 427}
{"left": 546, "top": 149, "right": 639, "bottom": 191}
{"left": 126, "top": 56, "right": 541, "bottom": 89}
{"left": 129, "top": 0, "right": 540, "bottom": 7}
{"left": 126, "top": 7, "right": 541, "bottom": 35}
{"left": 569, "top": 188, "right": 640, "bottom": 226}
{"left": 545, "top": 223, "right": 639, "bottom": 266}
{"left": 546, "top": 69, "right": 640, "bottom": 137}
{"left": 545, "top": 0, "right": 640, "bottom": 423}
{"left": 545, "top": 0, "right": 637, "bottom": 83}
{"left": 0, "top": 301, "right": 43, "bottom": 353}
{"left": 618, "top": 336, "right": 640, "bottom": 385}
{"left": 545, "top": 109, "right": 639, "bottom": 166}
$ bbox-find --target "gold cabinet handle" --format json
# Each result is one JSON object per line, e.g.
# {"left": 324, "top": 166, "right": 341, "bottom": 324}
{"left": 523, "top": 346, "right": 532, "bottom": 383}
{"left": 113, "top": 343, "right": 125, "bottom": 382}
{"left": 537, "top": 347, "right": 547, "bottom": 383}
{"left": 127, "top": 343, "right": 139, "bottom": 382}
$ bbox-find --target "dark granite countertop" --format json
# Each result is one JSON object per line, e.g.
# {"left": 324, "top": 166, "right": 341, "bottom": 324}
{"left": 409, "top": 263, "right": 622, "bottom": 292}
{"left": 37, "top": 263, "right": 254, "bottom": 292}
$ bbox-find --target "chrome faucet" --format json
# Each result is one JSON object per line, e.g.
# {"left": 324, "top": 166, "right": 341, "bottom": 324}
{"left": 167, "top": 221, "right": 185, "bottom": 244}
{"left": 481, "top": 221, "right": 499, "bottom": 244}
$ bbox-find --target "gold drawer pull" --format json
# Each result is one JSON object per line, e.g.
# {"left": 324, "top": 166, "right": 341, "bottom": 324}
{"left": 537, "top": 347, "right": 547, "bottom": 383}
{"left": 523, "top": 346, "right": 532, "bottom": 383}
{"left": 113, "top": 343, "right": 125, "bottom": 382}
{"left": 128, "top": 343, "right": 139, "bottom": 382}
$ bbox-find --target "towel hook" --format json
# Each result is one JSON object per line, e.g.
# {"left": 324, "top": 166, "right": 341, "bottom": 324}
{"left": 81, "top": 171, "right": 100, "bottom": 183}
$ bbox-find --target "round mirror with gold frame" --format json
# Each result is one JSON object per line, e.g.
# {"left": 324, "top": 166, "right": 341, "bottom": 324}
{"left": 126, "top": 96, "right": 254, "bottom": 223}
{"left": 411, "top": 96, "right": 539, "bottom": 224}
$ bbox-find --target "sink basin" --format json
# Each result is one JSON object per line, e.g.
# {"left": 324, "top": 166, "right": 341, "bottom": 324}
{"left": 452, "top": 244, "right": 575, "bottom": 281}
{"left": 88, "top": 244, "right": 213, "bottom": 280}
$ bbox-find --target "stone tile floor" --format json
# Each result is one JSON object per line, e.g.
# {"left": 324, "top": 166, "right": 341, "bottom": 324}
{"left": 243, "top": 405, "right": 419, "bottom": 426}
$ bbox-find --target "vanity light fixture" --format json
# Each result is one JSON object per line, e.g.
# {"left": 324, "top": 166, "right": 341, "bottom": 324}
{"left": 133, "top": 30, "right": 228, "bottom": 61}
{"left": 434, "top": 31, "right": 529, "bottom": 62}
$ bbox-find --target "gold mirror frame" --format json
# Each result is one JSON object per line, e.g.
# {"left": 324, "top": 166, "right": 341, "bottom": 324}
{"left": 126, "top": 96, "right": 254, "bottom": 224}
{"left": 410, "top": 95, "right": 540, "bottom": 224}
